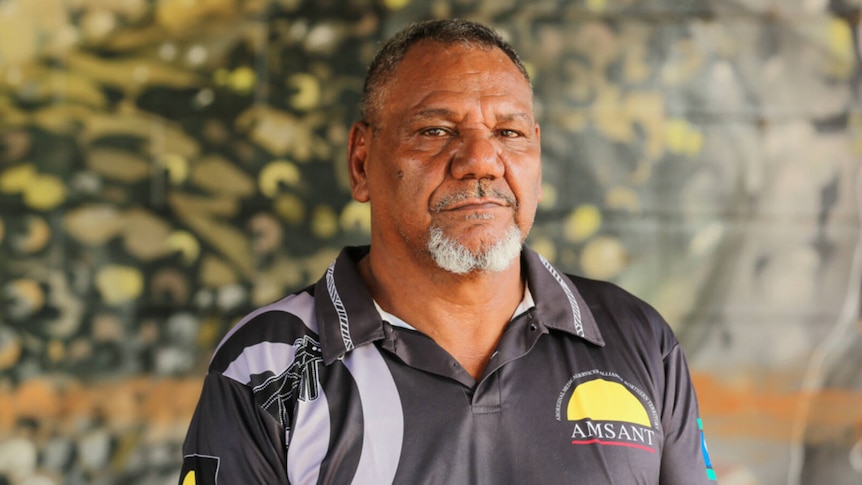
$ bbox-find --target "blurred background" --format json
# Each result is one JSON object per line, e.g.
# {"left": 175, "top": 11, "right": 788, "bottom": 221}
{"left": 0, "top": 0, "right": 860, "bottom": 483}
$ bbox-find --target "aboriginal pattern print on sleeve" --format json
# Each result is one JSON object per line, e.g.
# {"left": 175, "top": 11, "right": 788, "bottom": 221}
{"left": 253, "top": 334, "right": 323, "bottom": 436}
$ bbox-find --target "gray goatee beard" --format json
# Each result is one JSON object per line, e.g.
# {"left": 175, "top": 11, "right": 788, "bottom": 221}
{"left": 427, "top": 225, "right": 523, "bottom": 275}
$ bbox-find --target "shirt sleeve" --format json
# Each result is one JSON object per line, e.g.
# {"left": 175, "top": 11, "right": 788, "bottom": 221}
{"left": 659, "top": 342, "right": 718, "bottom": 484}
{"left": 180, "top": 371, "right": 290, "bottom": 485}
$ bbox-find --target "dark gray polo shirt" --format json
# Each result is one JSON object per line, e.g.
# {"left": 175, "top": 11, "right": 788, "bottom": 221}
{"left": 181, "top": 245, "right": 717, "bottom": 484}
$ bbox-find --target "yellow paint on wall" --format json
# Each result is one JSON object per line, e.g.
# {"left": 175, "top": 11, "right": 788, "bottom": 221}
{"left": 156, "top": 153, "right": 189, "bottom": 185}
{"left": 199, "top": 255, "right": 238, "bottom": 287}
{"left": 340, "top": 200, "right": 371, "bottom": 233}
{"left": 155, "top": 0, "right": 237, "bottom": 34}
{"left": 311, "top": 205, "right": 338, "bottom": 239}
{"left": 95, "top": 265, "right": 144, "bottom": 305}
{"left": 47, "top": 340, "right": 64, "bottom": 363}
{"left": 826, "top": 18, "right": 853, "bottom": 79}
{"left": 18, "top": 216, "right": 51, "bottom": 253}
{"left": 229, "top": 66, "right": 256, "bottom": 94}
{"left": 0, "top": 335, "right": 22, "bottom": 372}
{"left": 7, "top": 278, "right": 44, "bottom": 315}
{"left": 274, "top": 193, "right": 305, "bottom": 224}
{"left": 383, "top": 0, "right": 410, "bottom": 10}
{"left": 851, "top": 113, "right": 862, "bottom": 155}
{"left": 586, "top": 0, "right": 607, "bottom": 12}
{"left": 605, "top": 186, "right": 640, "bottom": 213}
{"left": 593, "top": 86, "right": 633, "bottom": 143}
{"left": 213, "top": 68, "right": 230, "bottom": 85}
{"left": 539, "top": 182, "right": 557, "bottom": 210}
{"left": 287, "top": 73, "right": 320, "bottom": 111}
{"left": 580, "top": 236, "right": 628, "bottom": 280}
{"left": 0, "top": 163, "right": 37, "bottom": 193}
{"left": 23, "top": 174, "right": 67, "bottom": 210}
{"left": 528, "top": 236, "right": 557, "bottom": 264}
{"left": 260, "top": 160, "right": 301, "bottom": 197}
{"left": 168, "top": 230, "right": 201, "bottom": 265}
{"left": 564, "top": 204, "right": 602, "bottom": 243}
{"left": 522, "top": 61, "right": 536, "bottom": 82}
{"left": 664, "top": 118, "right": 703, "bottom": 157}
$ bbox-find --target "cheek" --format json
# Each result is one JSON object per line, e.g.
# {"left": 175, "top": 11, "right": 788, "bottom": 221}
{"left": 381, "top": 169, "right": 426, "bottom": 216}
{"left": 399, "top": 161, "right": 443, "bottom": 196}
{"left": 509, "top": 164, "right": 542, "bottom": 201}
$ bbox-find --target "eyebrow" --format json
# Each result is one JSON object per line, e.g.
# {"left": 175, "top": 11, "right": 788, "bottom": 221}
{"left": 496, "top": 112, "right": 535, "bottom": 125}
{"left": 410, "top": 108, "right": 457, "bottom": 122}
{"left": 408, "top": 108, "right": 534, "bottom": 125}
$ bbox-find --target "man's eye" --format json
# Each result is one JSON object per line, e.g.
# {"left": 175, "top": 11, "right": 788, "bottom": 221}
{"left": 499, "top": 129, "right": 522, "bottom": 138}
{"left": 420, "top": 127, "right": 449, "bottom": 136}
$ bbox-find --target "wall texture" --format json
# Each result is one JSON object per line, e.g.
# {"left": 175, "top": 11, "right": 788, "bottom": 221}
{"left": 0, "top": 0, "right": 860, "bottom": 484}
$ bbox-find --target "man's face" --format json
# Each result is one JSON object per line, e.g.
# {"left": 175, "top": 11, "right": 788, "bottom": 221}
{"left": 349, "top": 40, "right": 542, "bottom": 272}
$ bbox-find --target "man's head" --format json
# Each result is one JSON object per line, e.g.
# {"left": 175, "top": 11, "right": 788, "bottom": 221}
{"left": 348, "top": 19, "right": 542, "bottom": 275}
{"left": 360, "top": 19, "right": 531, "bottom": 125}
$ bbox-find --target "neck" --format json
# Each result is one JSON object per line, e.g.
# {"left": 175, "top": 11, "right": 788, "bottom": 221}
{"left": 359, "top": 245, "right": 524, "bottom": 380}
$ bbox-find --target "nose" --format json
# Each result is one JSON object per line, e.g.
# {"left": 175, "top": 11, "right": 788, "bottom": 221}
{"left": 450, "top": 132, "right": 503, "bottom": 180}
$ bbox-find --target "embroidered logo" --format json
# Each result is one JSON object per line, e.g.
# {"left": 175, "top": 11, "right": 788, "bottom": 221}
{"left": 254, "top": 335, "right": 323, "bottom": 428}
{"left": 556, "top": 369, "right": 660, "bottom": 453}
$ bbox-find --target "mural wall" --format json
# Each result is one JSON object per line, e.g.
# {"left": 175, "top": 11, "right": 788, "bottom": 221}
{"left": 0, "top": 0, "right": 860, "bottom": 483}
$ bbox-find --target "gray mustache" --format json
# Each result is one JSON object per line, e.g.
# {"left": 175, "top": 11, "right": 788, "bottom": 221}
{"left": 431, "top": 182, "right": 518, "bottom": 212}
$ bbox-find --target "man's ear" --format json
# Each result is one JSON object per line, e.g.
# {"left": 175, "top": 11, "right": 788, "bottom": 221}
{"left": 348, "top": 121, "right": 371, "bottom": 203}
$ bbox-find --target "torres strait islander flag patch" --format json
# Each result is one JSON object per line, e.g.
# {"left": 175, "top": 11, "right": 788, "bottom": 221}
{"left": 699, "top": 418, "right": 718, "bottom": 481}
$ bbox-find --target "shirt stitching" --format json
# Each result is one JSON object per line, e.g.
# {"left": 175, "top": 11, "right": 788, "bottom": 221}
{"left": 538, "top": 254, "right": 584, "bottom": 337}
{"left": 326, "top": 261, "right": 355, "bottom": 351}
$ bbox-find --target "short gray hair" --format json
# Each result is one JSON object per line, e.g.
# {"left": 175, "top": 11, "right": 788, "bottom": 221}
{"left": 360, "top": 19, "right": 531, "bottom": 123}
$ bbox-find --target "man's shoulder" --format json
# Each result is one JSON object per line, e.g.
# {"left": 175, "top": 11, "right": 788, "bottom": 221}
{"left": 207, "top": 285, "right": 321, "bottom": 375}
{"left": 563, "top": 274, "right": 676, "bottom": 347}
{"left": 564, "top": 274, "right": 645, "bottom": 307}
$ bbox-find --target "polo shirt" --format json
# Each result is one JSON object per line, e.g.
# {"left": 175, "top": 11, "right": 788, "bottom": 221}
{"left": 180, "top": 245, "right": 717, "bottom": 484}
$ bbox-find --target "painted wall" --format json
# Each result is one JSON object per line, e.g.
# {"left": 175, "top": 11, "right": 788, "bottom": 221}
{"left": 0, "top": 0, "right": 860, "bottom": 483}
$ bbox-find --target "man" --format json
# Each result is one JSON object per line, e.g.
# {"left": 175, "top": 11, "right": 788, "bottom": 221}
{"left": 180, "top": 19, "right": 717, "bottom": 484}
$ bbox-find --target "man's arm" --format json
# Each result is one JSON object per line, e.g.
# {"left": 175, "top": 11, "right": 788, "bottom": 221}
{"left": 659, "top": 342, "right": 718, "bottom": 484}
{"left": 180, "top": 371, "right": 289, "bottom": 484}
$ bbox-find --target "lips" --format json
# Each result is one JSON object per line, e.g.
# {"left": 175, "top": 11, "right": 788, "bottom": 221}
{"left": 431, "top": 181, "right": 517, "bottom": 213}
{"left": 444, "top": 199, "right": 509, "bottom": 211}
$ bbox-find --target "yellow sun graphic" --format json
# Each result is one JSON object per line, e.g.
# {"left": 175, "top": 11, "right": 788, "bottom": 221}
{"left": 567, "top": 378, "right": 651, "bottom": 427}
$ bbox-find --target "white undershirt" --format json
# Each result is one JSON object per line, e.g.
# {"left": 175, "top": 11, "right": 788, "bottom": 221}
{"left": 373, "top": 282, "right": 536, "bottom": 331}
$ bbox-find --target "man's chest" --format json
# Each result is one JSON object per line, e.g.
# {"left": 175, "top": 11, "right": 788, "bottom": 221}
{"left": 286, "top": 333, "right": 666, "bottom": 484}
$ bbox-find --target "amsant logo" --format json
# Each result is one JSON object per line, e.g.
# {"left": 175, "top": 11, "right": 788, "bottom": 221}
{"left": 555, "top": 370, "right": 660, "bottom": 453}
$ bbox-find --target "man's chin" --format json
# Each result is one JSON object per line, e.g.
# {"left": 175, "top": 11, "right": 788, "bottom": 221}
{"left": 427, "top": 225, "right": 523, "bottom": 275}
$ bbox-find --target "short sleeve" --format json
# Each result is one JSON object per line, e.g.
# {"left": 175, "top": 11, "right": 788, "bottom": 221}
{"left": 180, "top": 372, "right": 289, "bottom": 484}
{"left": 659, "top": 343, "right": 718, "bottom": 484}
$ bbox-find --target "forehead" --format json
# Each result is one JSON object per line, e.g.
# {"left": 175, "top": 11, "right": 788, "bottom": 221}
{"left": 380, "top": 40, "right": 534, "bottom": 119}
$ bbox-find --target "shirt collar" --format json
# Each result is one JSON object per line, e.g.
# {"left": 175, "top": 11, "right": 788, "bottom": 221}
{"left": 315, "top": 245, "right": 604, "bottom": 364}
{"left": 521, "top": 246, "right": 604, "bottom": 346}
{"left": 314, "top": 246, "right": 383, "bottom": 364}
